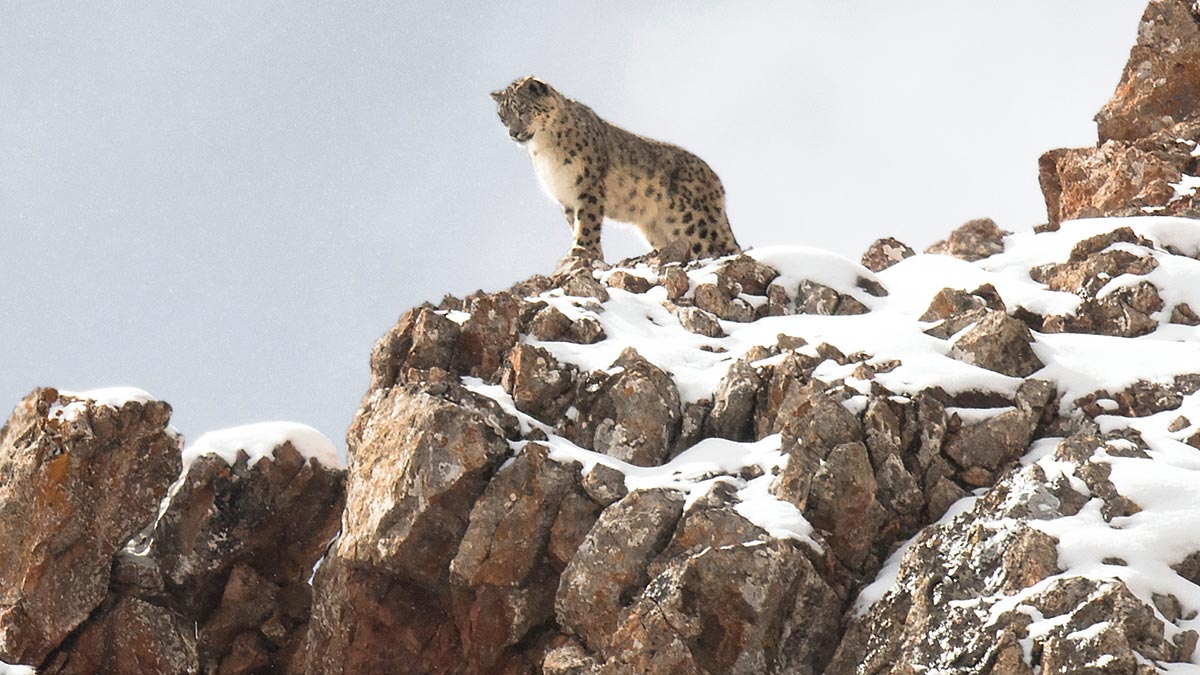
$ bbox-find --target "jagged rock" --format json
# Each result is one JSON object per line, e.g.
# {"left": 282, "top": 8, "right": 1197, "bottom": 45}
{"left": 369, "top": 307, "right": 461, "bottom": 391}
{"left": 450, "top": 445, "right": 580, "bottom": 670}
{"left": 150, "top": 444, "right": 344, "bottom": 616}
{"left": 794, "top": 280, "right": 839, "bottom": 315}
{"left": 949, "top": 311, "right": 1044, "bottom": 377}
{"left": 577, "top": 349, "right": 681, "bottom": 466}
{"left": 942, "top": 380, "right": 1053, "bottom": 473}
{"left": 1096, "top": 0, "right": 1200, "bottom": 143}
{"left": 1172, "top": 302, "right": 1200, "bottom": 325}
{"left": 861, "top": 237, "right": 915, "bottom": 272}
{"left": 1076, "top": 379, "right": 1184, "bottom": 418}
{"left": 1039, "top": 130, "right": 1197, "bottom": 225}
{"left": 694, "top": 283, "right": 755, "bottom": 322}
{"left": 874, "top": 454, "right": 922, "bottom": 523}
{"left": 605, "top": 270, "right": 653, "bottom": 294}
{"left": 0, "top": 390, "right": 180, "bottom": 666}
{"left": 669, "top": 400, "right": 710, "bottom": 457}
{"left": 805, "top": 441, "right": 886, "bottom": 572}
{"left": 459, "top": 292, "right": 523, "bottom": 381}
{"left": 556, "top": 489, "right": 684, "bottom": 651}
{"left": 659, "top": 266, "right": 690, "bottom": 301}
{"left": 558, "top": 270, "right": 611, "bottom": 303}
{"left": 674, "top": 305, "right": 724, "bottom": 337}
{"left": 1040, "top": 0, "right": 1200, "bottom": 227}
{"left": 338, "top": 382, "right": 515, "bottom": 587}
{"left": 925, "top": 218, "right": 1008, "bottom": 261}
{"left": 1063, "top": 281, "right": 1164, "bottom": 338}
{"left": 580, "top": 463, "right": 627, "bottom": 507}
{"left": 718, "top": 255, "right": 779, "bottom": 295}
{"left": 606, "top": 537, "right": 841, "bottom": 675}
{"left": 503, "top": 343, "right": 578, "bottom": 421}
{"left": 543, "top": 640, "right": 599, "bottom": 675}
{"left": 707, "top": 358, "right": 764, "bottom": 441}
{"left": 295, "top": 557, "right": 460, "bottom": 674}
{"left": 145, "top": 440, "right": 345, "bottom": 672}
{"left": 41, "top": 597, "right": 198, "bottom": 675}
{"left": 527, "top": 304, "right": 607, "bottom": 345}
{"left": 1032, "top": 229, "right": 1157, "bottom": 297}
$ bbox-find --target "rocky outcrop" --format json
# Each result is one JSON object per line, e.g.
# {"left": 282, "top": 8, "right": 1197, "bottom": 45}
{"left": 828, "top": 431, "right": 1197, "bottom": 673}
{"left": 1040, "top": 0, "right": 1200, "bottom": 225}
{"left": 0, "top": 390, "right": 180, "bottom": 667}
{"left": 0, "top": 390, "right": 346, "bottom": 675}
{"left": 8, "top": 3, "right": 1200, "bottom": 673}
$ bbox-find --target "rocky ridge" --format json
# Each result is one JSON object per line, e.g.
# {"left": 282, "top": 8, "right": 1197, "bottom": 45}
{"left": 4, "top": 1, "right": 1200, "bottom": 673}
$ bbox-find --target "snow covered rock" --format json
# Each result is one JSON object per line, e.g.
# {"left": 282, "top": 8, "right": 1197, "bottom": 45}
{"left": 0, "top": 388, "right": 180, "bottom": 666}
{"left": 135, "top": 424, "right": 346, "bottom": 673}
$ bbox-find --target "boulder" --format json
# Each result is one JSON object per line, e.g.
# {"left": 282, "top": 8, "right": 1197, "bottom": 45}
{"left": 0, "top": 390, "right": 180, "bottom": 665}
{"left": 949, "top": 311, "right": 1044, "bottom": 377}
{"left": 925, "top": 218, "right": 1008, "bottom": 261}
{"left": 860, "top": 237, "right": 915, "bottom": 272}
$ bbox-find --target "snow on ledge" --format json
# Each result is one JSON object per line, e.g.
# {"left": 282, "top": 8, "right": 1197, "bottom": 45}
{"left": 0, "top": 662, "right": 37, "bottom": 675}
{"left": 57, "top": 386, "right": 158, "bottom": 407}
{"left": 49, "top": 387, "right": 160, "bottom": 422}
{"left": 181, "top": 422, "right": 344, "bottom": 471}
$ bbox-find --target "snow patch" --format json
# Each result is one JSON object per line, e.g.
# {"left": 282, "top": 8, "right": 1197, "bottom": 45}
{"left": 49, "top": 386, "right": 158, "bottom": 421}
{"left": 181, "top": 422, "right": 343, "bottom": 471}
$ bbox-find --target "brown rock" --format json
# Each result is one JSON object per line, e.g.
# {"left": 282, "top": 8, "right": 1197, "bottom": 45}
{"left": 0, "top": 390, "right": 180, "bottom": 665}
{"left": 527, "top": 305, "right": 606, "bottom": 345}
{"left": 337, "top": 383, "right": 515, "bottom": 587}
{"left": 503, "top": 344, "right": 578, "bottom": 421}
{"left": 150, "top": 443, "right": 345, "bottom": 619}
{"left": 43, "top": 596, "right": 198, "bottom": 675}
{"left": 707, "top": 358, "right": 764, "bottom": 441}
{"left": 925, "top": 218, "right": 1008, "bottom": 262}
{"left": 368, "top": 307, "right": 461, "bottom": 391}
{"left": 674, "top": 305, "right": 724, "bottom": 337}
{"left": 1172, "top": 302, "right": 1200, "bottom": 325}
{"left": 577, "top": 349, "right": 681, "bottom": 466}
{"left": 555, "top": 489, "right": 684, "bottom": 650}
{"left": 449, "top": 447, "right": 576, "bottom": 669}
{"left": 294, "top": 557, "right": 460, "bottom": 674}
{"left": 460, "top": 292, "right": 522, "bottom": 381}
{"left": 861, "top": 237, "right": 915, "bottom": 272}
{"left": 605, "top": 271, "right": 653, "bottom": 294}
{"left": 450, "top": 444, "right": 577, "bottom": 587}
{"left": 718, "top": 255, "right": 779, "bottom": 295}
{"left": 1039, "top": 138, "right": 1190, "bottom": 225}
{"left": 1096, "top": 0, "right": 1200, "bottom": 143}
{"left": 694, "top": 283, "right": 755, "bottom": 323}
{"left": 659, "top": 266, "right": 690, "bottom": 301}
{"left": 794, "top": 279, "right": 840, "bottom": 315}
{"left": 949, "top": 311, "right": 1044, "bottom": 377}
{"left": 580, "top": 463, "right": 627, "bottom": 507}
{"left": 804, "top": 441, "right": 886, "bottom": 572}
{"left": 607, "top": 538, "right": 841, "bottom": 675}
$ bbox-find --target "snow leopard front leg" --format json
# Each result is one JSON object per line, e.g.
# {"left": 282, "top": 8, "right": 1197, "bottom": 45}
{"left": 562, "top": 185, "right": 605, "bottom": 261}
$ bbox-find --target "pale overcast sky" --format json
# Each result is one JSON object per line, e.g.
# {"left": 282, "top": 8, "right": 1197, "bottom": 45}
{"left": 0, "top": 2, "right": 1146, "bottom": 453}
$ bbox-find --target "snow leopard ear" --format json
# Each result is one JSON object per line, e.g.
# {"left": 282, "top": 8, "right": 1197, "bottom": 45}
{"left": 490, "top": 89, "right": 505, "bottom": 103}
{"left": 524, "top": 78, "right": 550, "bottom": 98}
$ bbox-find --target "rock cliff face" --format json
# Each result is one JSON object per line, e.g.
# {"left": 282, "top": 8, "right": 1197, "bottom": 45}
{"left": 4, "top": 2, "right": 1200, "bottom": 673}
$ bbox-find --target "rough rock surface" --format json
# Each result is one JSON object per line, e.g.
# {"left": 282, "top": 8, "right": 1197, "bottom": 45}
{"left": 0, "top": 390, "right": 180, "bottom": 666}
{"left": 925, "top": 218, "right": 1009, "bottom": 261}
{"left": 8, "top": 5, "right": 1200, "bottom": 673}
{"left": 1040, "top": 0, "right": 1200, "bottom": 225}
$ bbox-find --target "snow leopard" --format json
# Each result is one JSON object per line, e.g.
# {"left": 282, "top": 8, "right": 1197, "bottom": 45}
{"left": 491, "top": 76, "right": 741, "bottom": 265}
